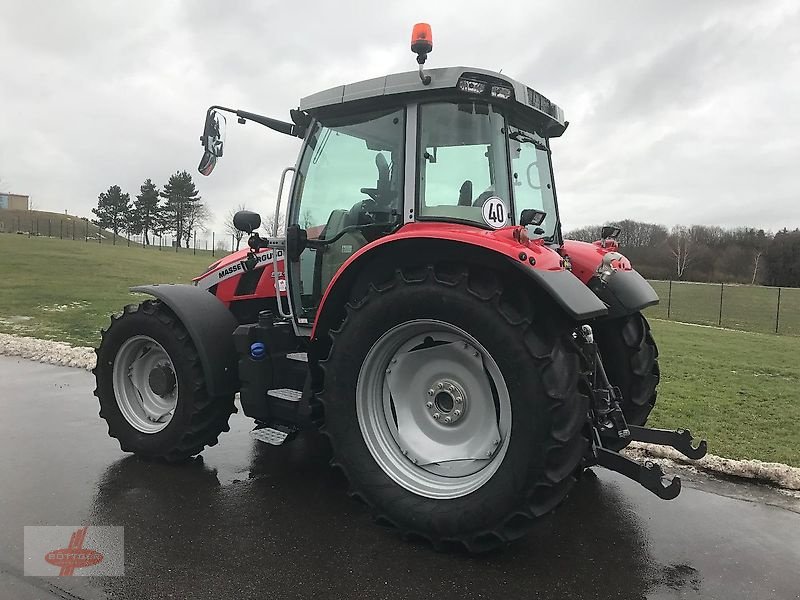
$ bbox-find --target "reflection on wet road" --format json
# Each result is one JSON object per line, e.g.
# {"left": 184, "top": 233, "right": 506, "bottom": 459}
{"left": 1, "top": 357, "right": 798, "bottom": 599}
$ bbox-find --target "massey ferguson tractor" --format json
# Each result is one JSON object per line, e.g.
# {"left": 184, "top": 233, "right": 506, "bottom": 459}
{"left": 94, "top": 24, "right": 707, "bottom": 551}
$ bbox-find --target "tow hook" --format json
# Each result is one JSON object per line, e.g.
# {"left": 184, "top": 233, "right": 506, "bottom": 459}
{"left": 576, "top": 324, "right": 708, "bottom": 500}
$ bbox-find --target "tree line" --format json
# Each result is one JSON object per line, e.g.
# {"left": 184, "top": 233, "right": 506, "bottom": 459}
{"left": 92, "top": 171, "right": 209, "bottom": 247}
{"left": 565, "top": 219, "right": 800, "bottom": 287}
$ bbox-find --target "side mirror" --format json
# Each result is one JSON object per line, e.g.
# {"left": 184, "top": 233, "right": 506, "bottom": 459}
{"left": 233, "top": 210, "right": 261, "bottom": 234}
{"left": 601, "top": 225, "right": 621, "bottom": 240}
{"left": 198, "top": 109, "right": 226, "bottom": 176}
{"left": 520, "top": 209, "right": 547, "bottom": 227}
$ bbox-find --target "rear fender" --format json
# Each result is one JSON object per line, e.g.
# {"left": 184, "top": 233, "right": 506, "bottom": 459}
{"left": 311, "top": 225, "right": 608, "bottom": 341}
{"left": 130, "top": 284, "right": 239, "bottom": 396}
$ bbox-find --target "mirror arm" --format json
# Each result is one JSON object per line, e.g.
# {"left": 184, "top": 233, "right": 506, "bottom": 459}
{"left": 206, "top": 106, "right": 303, "bottom": 138}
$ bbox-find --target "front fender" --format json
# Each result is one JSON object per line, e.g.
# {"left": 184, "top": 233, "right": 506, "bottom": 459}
{"left": 562, "top": 239, "right": 659, "bottom": 318}
{"left": 130, "top": 284, "right": 239, "bottom": 396}
{"left": 587, "top": 270, "right": 659, "bottom": 318}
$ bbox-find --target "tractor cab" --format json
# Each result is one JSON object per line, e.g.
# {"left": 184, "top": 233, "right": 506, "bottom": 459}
{"left": 198, "top": 26, "right": 570, "bottom": 333}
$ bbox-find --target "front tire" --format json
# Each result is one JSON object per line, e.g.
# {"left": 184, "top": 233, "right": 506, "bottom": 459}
{"left": 594, "top": 312, "right": 660, "bottom": 451}
{"left": 93, "top": 300, "right": 235, "bottom": 462}
{"left": 320, "top": 264, "right": 589, "bottom": 552}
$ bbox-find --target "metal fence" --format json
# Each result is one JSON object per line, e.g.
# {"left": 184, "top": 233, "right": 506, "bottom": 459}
{"left": 646, "top": 280, "right": 800, "bottom": 336}
{"left": 2, "top": 215, "right": 241, "bottom": 256}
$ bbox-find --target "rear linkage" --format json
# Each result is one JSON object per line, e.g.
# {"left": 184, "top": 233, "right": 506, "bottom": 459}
{"left": 574, "top": 325, "right": 707, "bottom": 500}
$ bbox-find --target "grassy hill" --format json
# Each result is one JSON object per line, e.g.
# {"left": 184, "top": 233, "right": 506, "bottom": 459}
{"left": 0, "top": 208, "right": 115, "bottom": 240}
{"left": 0, "top": 234, "right": 217, "bottom": 345}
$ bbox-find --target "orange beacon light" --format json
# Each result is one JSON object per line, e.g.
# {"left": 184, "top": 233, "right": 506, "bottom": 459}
{"left": 411, "top": 23, "right": 433, "bottom": 57}
{"left": 411, "top": 23, "right": 433, "bottom": 85}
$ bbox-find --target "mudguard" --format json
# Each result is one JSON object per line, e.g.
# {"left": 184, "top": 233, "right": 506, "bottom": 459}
{"left": 524, "top": 268, "right": 609, "bottom": 320}
{"left": 587, "top": 269, "right": 659, "bottom": 319}
{"left": 310, "top": 227, "right": 610, "bottom": 340}
{"left": 130, "top": 284, "right": 239, "bottom": 396}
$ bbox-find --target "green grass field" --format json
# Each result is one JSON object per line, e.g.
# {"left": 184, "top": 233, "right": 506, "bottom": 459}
{"left": 647, "top": 319, "right": 799, "bottom": 466}
{"left": 0, "top": 235, "right": 215, "bottom": 345}
{"left": 1, "top": 234, "right": 798, "bottom": 466}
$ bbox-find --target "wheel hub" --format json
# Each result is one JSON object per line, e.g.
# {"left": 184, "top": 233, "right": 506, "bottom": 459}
{"left": 148, "top": 364, "right": 176, "bottom": 397}
{"left": 426, "top": 379, "right": 466, "bottom": 425}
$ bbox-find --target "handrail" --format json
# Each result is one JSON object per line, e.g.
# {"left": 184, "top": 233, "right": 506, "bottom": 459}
{"left": 273, "top": 167, "right": 296, "bottom": 237}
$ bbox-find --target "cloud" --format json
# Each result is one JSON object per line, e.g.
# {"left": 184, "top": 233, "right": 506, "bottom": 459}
{"left": 0, "top": 0, "right": 797, "bottom": 237}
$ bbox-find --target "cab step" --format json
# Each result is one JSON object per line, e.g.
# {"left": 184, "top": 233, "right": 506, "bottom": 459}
{"left": 286, "top": 352, "right": 308, "bottom": 363}
{"left": 268, "top": 388, "right": 303, "bottom": 402}
{"left": 251, "top": 423, "right": 296, "bottom": 446}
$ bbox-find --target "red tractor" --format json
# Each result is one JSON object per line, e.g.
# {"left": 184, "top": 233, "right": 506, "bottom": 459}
{"left": 94, "top": 25, "right": 706, "bottom": 551}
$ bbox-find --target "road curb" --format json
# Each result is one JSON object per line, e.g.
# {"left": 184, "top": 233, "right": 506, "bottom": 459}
{"left": 2, "top": 332, "right": 798, "bottom": 491}
{"left": 0, "top": 333, "right": 95, "bottom": 371}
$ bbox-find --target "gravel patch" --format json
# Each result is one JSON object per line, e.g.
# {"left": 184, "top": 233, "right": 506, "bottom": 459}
{"left": 1, "top": 332, "right": 798, "bottom": 490}
{"left": 0, "top": 332, "right": 96, "bottom": 371}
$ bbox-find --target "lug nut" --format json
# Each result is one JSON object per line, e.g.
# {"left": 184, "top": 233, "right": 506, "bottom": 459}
{"left": 426, "top": 401, "right": 433, "bottom": 408}
{"left": 486, "top": 450, "right": 493, "bottom": 456}
{"left": 454, "top": 409, "right": 461, "bottom": 417}
{"left": 455, "top": 396, "right": 462, "bottom": 403}
{"left": 433, "top": 412, "right": 441, "bottom": 420}
{"left": 447, "top": 384, "right": 455, "bottom": 392}
{"left": 444, "top": 416, "right": 451, "bottom": 423}
{"left": 428, "top": 389, "right": 434, "bottom": 396}
{"left": 437, "top": 382, "right": 444, "bottom": 389}
{"left": 492, "top": 439, "right": 499, "bottom": 446}
{"left": 473, "top": 351, "right": 479, "bottom": 357}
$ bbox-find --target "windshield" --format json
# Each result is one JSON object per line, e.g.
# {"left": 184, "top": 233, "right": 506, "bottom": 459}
{"left": 416, "top": 101, "right": 557, "bottom": 236}
{"left": 508, "top": 127, "right": 557, "bottom": 238}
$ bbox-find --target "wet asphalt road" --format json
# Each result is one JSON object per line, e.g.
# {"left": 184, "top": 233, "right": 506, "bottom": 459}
{"left": 0, "top": 356, "right": 798, "bottom": 600}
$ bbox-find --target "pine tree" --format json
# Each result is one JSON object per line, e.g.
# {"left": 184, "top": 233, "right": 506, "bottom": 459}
{"left": 160, "top": 171, "right": 201, "bottom": 244}
{"left": 128, "top": 179, "right": 161, "bottom": 245}
{"left": 92, "top": 185, "right": 131, "bottom": 235}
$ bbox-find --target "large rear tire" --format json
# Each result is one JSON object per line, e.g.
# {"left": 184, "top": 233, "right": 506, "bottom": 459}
{"left": 93, "top": 300, "right": 235, "bottom": 462}
{"left": 320, "top": 264, "right": 589, "bottom": 552}
{"left": 594, "top": 312, "right": 660, "bottom": 451}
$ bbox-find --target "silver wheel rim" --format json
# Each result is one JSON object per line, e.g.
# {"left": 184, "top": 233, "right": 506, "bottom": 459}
{"left": 356, "top": 319, "right": 512, "bottom": 499}
{"left": 113, "top": 336, "right": 178, "bottom": 434}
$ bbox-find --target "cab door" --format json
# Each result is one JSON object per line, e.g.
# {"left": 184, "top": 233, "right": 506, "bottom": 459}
{"left": 284, "top": 108, "right": 406, "bottom": 332}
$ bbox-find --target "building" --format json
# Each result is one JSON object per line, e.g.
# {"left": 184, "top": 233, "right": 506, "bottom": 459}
{"left": 0, "top": 193, "right": 30, "bottom": 210}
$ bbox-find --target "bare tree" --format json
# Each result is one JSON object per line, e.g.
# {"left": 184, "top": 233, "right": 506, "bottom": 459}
{"left": 262, "top": 210, "right": 286, "bottom": 236}
{"left": 751, "top": 250, "right": 763, "bottom": 285}
{"left": 300, "top": 209, "right": 314, "bottom": 229}
{"left": 183, "top": 202, "right": 211, "bottom": 248}
{"left": 668, "top": 226, "right": 693, "bottom": 279}
{"left": 225, "top": 203, "right": 249, "bottom": 251}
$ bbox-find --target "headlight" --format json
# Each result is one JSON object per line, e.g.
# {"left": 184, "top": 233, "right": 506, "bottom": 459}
{"left": 458, "top": 79, "right": 486, "bottom": 94}
{"left": 490, "top": 85, "right": 512, "bottom": 100}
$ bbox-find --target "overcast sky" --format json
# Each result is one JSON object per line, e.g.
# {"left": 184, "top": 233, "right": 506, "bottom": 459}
{"left": 1, "top": 0, "right": 798, "bottom": 236}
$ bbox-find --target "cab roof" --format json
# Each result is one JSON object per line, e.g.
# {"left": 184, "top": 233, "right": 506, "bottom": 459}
{"left": 299, "top": 66, "right": 568, "bottom": 137}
